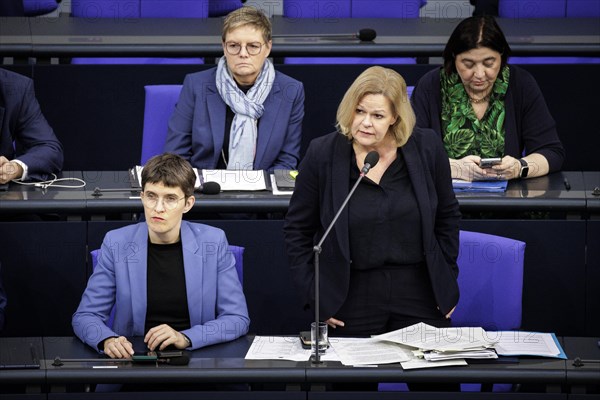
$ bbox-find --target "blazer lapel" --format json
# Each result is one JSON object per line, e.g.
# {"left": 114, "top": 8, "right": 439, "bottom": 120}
{"left": 180, "top": 222, "right": 203, "bottom": 326}
{"left": 129, "top": 223, "right": 149, "bottom": 336}
{"left": 331, "top": 136, "right": 352, "bottom": 260}
{"left": 207, "top": 83, "right": 227, "bottom": 167}
{"left": 401, "top": 139, "right": 435, "bottom": 252}
{"left": 254, "top": 81, "right": 281, "bottom": 168}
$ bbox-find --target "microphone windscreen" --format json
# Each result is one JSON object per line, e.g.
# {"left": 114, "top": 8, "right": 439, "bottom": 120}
{"left": 364, "top": 151, "right": 380, "bottom": 168}
{"left": 201, "top": 181, "right": 221, "bottom": 195}
{"left": 357, "top": 28, "right": 377, "bottom": 41}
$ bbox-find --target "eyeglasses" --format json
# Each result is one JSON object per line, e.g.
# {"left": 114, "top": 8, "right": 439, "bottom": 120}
{"left": 224, "top": 41, "right": 264, "bottom": 56}
{"left": 141, "top": 192, "right": 186, "bottom": 210}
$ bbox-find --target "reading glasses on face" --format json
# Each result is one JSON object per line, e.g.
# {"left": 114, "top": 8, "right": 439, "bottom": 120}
{"left": 141, "top": 193, "right": 185, "bottom": 210}
{"left": 224, "top": 42, "right": 264, "bottom": 56}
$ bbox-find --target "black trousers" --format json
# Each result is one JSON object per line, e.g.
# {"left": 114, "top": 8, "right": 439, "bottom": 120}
{"left": 330, "top": 265, "right": 457, "bottom": 393}
{"left": 331, "top": 264, "right": 451, "bottom": 337}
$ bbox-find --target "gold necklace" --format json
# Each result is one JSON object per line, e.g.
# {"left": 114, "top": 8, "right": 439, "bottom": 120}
{"left": 468, "top": 94, "right": 490, "bottom": 104}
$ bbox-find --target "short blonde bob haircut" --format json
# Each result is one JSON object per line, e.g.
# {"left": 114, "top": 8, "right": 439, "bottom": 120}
{"left": 336, "top": 66, "right": 415, "bottom": 147}
{"left": 222, "top": 6, "right": 272, "bottom": 44}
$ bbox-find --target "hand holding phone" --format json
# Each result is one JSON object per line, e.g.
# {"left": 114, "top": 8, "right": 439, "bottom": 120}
{"left": 479, "top": 157, "right": 502, "bottom": 168}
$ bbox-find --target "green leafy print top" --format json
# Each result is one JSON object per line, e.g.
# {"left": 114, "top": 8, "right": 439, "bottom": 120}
{"left": 440, "top": 66, "right": 510, "bottom": 159}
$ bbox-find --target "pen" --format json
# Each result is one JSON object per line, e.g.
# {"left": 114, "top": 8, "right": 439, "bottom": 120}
{"left": 563, "top": 178, "right": 571, "bottom": 191}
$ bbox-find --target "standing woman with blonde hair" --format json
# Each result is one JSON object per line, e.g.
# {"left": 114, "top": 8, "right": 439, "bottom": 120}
{"left": 284, "top": 66, "right": 461, "bottom": 337}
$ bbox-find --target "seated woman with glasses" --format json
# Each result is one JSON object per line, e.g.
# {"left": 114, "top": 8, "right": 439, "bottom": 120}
{"left": 164, "top": 6, "right": 305, "bottom": 172}
{"left": 73, "top": 153, "right": 249, "bottom": 358}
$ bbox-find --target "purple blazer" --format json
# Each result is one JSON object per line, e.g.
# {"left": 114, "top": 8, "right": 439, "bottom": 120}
{"left": 283, "top": 129, "right": 461, "bottom": 319}
{"left": 0, "top": 68, "right": 63, "bottom": 181}
{"left": 411, "top": 65, "right": 564, "bottom": 172}
{"left": 72, "top": 221, "right": 250, "bottom": 352}
{"left": 165, "top": 67, "right": 304, "bottom": 172}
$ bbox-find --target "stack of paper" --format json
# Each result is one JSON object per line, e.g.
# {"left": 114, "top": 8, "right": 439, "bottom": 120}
{"left": 243, "top": 325, "right": 567, "bottom": 369}
{"left": 488, "top": 331, "right": 566, "bottom": 359}
{"left": 372, "top": 322, "right": 498, "bottom": 368}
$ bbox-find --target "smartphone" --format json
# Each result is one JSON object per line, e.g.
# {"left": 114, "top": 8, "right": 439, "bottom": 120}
{"left": 156, "top": 350, "right": 183, "bottom": 358}
{"left": 480, "top": 157, "right": 502, "bottom": 168}
{"left": 131, "top": 352, "right": 158, "bottom": 362}
{"left": 300, "top": 331, "right": 311, "bottom": 349}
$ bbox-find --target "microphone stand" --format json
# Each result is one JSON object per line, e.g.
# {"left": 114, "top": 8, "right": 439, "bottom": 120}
{"left": 312, "top": 168, "right": 371, "bottom": 364}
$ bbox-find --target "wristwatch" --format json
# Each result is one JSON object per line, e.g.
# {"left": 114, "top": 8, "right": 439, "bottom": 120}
{"left": 518, "top": 159, "right": 529, "bottom": 178}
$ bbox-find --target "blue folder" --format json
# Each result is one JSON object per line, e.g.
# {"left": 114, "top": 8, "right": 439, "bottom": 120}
{"left": 452, "top": 179, "right": 508, "bottom": 193}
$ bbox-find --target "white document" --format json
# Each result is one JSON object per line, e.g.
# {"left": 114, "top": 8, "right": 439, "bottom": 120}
{"left": 329, "top": 337, "right": 413, "bottom": 366}
{"left": 488, "top": 331, "right": 564, "bottom": 357}
{"left": 245, "top": 336, "right": 311, "bottom": 361}
{"left": 401, "top": 358, "right": 468, "bottom": 370}
{"left": 244, "top": 336, "right": 340, "bottom": 362}
{"left": 202, "top": 169, "right": 267, "bottom": 191}
{"left": 424, "top": 349, "right": 498, "bottom": 361}
{"left": 373, "top": 322, "right": 496, "bottom": 352}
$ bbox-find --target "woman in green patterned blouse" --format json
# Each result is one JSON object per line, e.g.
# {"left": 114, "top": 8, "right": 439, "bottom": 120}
{"left": 412, "top": 16, "right": 565, "bottom": 181}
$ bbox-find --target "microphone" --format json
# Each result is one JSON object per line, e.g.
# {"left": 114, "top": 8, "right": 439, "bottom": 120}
{"left": 197, "top": 181, "right": 221, "bottom": 195}
{"left": 91, "top": 187, "right": 140, "bottom": 197}
{"left": 310, "top": 150, "right": 379, "bottom": 364}
{"left": 273, "top": 28, "right": 377, "bottom": 42}
{"left": 361, "top": 151, "right": 380, "bottom": 175}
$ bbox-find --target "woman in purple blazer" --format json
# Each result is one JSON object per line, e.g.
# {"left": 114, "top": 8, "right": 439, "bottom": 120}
{"left": 73, "top": 154, "right": 249, "bottom": 358}
{"left": 165, "top": 6, "right": 304, "bottom": 172}
{"left": 411, "top": 16, "right": 564, "bottom": 182}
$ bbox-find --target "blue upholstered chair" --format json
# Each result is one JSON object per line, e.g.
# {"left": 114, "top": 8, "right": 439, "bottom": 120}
{"left": 140, "top": 84, "right": 183, "bottom": 165}
{"left": 499, "top": 0, "right": 600, "bottom": 64}
{"left": 567, "top": 0, "right": 600, "bottom": 17}
{"left": 498, "top": 0, "right": 567, "bottom": 18}
{"left": 452, "top": 230, "right": 525, "bottom": 331}
{"left": 282, "top": 0, "right": 423, "bottom": 64}
{"left": 208, "top": 0, "right": 244, "bottom": 17}
{"left": 90, "top": 244, "right": 244, "bottom": 329}
{"left": 379, "top": 230, "right": 525, "bottom": 393}
{"left": 70, "top": 0, "right": 204, "bottom": 64}
{"left": 23, "top": 0, "right": 59, "bottom": 16}
{"left": 454, "top": 230, "right": 525, "bottom": 393}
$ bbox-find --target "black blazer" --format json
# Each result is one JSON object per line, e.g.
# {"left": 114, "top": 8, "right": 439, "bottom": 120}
{"left": 283, "top": 128, "right": 461, "bottom": 319}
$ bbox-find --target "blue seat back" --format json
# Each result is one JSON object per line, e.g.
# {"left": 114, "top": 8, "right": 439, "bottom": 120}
{"left": 71, "top": 0, "right": 141, "bottom": 18}
{"left": 208, "top": 0, "right": 244, "bottom": 17}
{"left": 141, "top": 0, "right": 208, "bottom": 18}
{"left": 452, "top": 230, "right": 525, "bottom": 330}
{"left": 499, "top": 0, "right": 567, "bottom": 18}
{"left": 70, "top": 0, "right": 205, "bottom": 64}
{"left": 351, "top": 0, "right": 422, "bottom": 17}
{"left": 567, "top": 0, "right": 600, "bottom": 17}
{"left": 282, "top": 0, "right": 422, "bottom": 64}
{"left": 140, "top": 85, "right": 183, "bottom": 165}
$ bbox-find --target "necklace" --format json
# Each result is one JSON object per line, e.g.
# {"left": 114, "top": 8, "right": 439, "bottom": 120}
{"left": 468, "top": 94, "right": 490, "bottom": 104}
